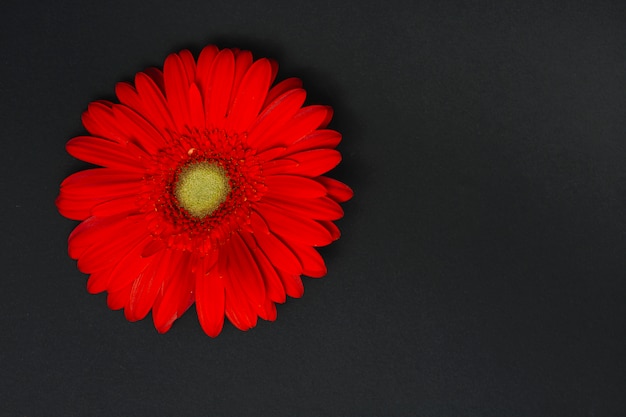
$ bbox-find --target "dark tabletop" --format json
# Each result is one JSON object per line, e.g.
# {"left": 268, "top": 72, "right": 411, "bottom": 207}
{"left": 1, "top": 0, "right": 625, "bottom": 416}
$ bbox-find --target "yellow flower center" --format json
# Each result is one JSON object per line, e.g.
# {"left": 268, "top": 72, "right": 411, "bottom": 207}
{"left": 174, "top": 161, "right": 230, "bottom": 218}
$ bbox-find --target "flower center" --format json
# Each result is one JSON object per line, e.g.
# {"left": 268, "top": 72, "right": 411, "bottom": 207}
{"left": 174, "top": 161, "right": 230, "bottom": 218}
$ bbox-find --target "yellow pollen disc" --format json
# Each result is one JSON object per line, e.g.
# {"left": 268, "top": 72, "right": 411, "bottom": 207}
{"left": 174, "top": 162, "right": 230, "bottom": 218}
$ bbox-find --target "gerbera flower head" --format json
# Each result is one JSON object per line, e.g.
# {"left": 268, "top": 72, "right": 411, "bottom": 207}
{"left": 56, "top": 46, "right": 352, "bottom": 336}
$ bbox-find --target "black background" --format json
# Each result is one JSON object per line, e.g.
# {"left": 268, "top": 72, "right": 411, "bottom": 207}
{"left": 1, "top": 0, "right": 625, "bottom": 416}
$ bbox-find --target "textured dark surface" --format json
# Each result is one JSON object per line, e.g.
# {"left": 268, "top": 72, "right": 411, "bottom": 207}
{"left": 1, "top": 0, "right": 625, "bottom": 416}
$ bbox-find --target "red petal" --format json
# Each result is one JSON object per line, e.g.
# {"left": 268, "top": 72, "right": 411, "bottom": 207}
{"left": 254, "top": 130, "right": 341, "bottom": 173}
{"left": 316, "top": 176, "right": 354, "bottom": 202}
{"left": 227, "top": 58, "right": 272, "bottom": 131}
{"left": 59, "top": 187, "right": 140, "bottom": 222}
{"left": 175, "top": 263, "right": 196, "bottom": 319}
{"left": 262, "top": 195, "right": 344, "bottom": 221}
{"left": 195, "top": 45, "right": 219, "bottom": 90}
{"left": 264, "top": 174, "right": 327, "bottom": 199}
{"left": 115, "top": 82, "right": 142, "bottom": 113}
{"left": 224, "top": 283, "right": 257, "bottom": 331}
{"left": 107, "top": 281, "right": 133, "bottom": 310}
{"left": 164, "top": 53, "right": 191, "bottom": 131}
{"left": 66, "top": 136, "right": 146, "bottom": 171}
{"left": 273, "top": 149, "right": 341, "bottom": 177}
{"left": 285, "top": 243, "right": 327, "bottom": 278}
{"left": 126, "top": 250, "right": 170, "bottom": 322}
{"left": 258, "top": 159, "right": 299, "bottom": 177}
{"left": 257, "top": 105, "right": 333, "bottom": 152}
{"left": 111, "top": 105, "right": 167, "bottom": 153}
{"left": 277, "top": 270, "right": 304, "bottom": 298}
{"left": 107, "top": 235, "right": 154, "bottom": 292}
{"left": 60, "top": 169, "right": 143, "bottom": 204}
{"left": 134, "top": 71, "right": 176, "bottom": 131}
{"left": 195, "top": 251, "right": 225, "bottom": 337}
{"left": 152, "top": 250, "right": 191, "bottom": 333}
{"left": 249, "top": 209, "right": 269, "bottom": 234}
{"left": 255, "top": 202, "right": 334, "bottom": 247}
{"left": 240, "top": 232, "right": 286, "bottom": 304}
{"left": 143, "top": 67, "right": 166, "bottom": 92}
{"left": 229, "top": 50, "right": 254, "bottom": 109}
{"left": 260, "top": 298, "right": 277, "bottom": 321}
{"left": 141, "top": 238, "right": 167, "bottom": 258}
{"left": 255, "top": 146, "right": 289, "bottom": 163}
{"left": 268, "top": 59, "right": 279, "bottom": 86}
{"left": 188, "top": 82, "right": 205, "bottom": 128}
{"left": 248, "top": 88, "right": 306, "bottom": 148}
{"left": 81, "top": 101, "right": 121, "bottom": 141}
{"left": 86, "top": 268, "right": 113, "bottom": 295}
{"left": 220, "top": 245, "right": 258, "bottom": 331}
{"left": 250, "top": 211, "right": 302, "bottom": 275}
{"left": 77, "top": 222, "right": 146, "bottom": 273}
{"left": 91, "top": 195, "right": 140, "bottom": 217}
{"left": 204, "top": 49, "right": 235, "bottom": 127}
{"left": 227, "top": 232, "right": 266, "bottom": 315}
{"left": 178, "top": 50, "right": 197, "bottom": 83}
{"left": 56, "top": 193, "right": 100, "bottom": 221}
{"left": 67, "top": 214, "right": 142, "bottom": 260}
{"left": 262, "top": 77, "right": 303, "bottom": 108}
{"left": 319, "top": 220, "right": 341, "bottom": 240}
{"left": 284, "top": 129, "right": 342, "bottom": 154}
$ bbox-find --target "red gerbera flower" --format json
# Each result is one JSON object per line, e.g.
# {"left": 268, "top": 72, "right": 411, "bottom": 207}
{"left": 56, "top": 46, "right": 352, "bottom": 336}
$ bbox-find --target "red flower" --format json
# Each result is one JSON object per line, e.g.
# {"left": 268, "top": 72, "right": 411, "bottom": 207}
{"left": 56, "top": 46, "right": 352, "bottom": 336}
